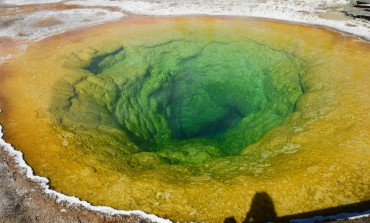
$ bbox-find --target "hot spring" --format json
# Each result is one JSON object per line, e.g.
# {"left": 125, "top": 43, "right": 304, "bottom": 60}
{"left": 0, "top": 16, "right": 369, "bottom": 222}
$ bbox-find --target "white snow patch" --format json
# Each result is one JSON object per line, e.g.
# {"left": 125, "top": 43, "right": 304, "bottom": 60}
{"left": 0, "top": 9, "right": 126, "bottom": 41}
{"left": 64, "top": 0, "right": 370, "bottom": 40}
{"left": 1, "top": 0, "right": 369, "bottom": 41}
{"left": 349, "top": 211, "right": 370, "bottom": 219}
{"left": 0, "top": 125, "right": 172, "bottom": 222}
{"left": 1, "top": 0, "right": 65, "bottom": 5}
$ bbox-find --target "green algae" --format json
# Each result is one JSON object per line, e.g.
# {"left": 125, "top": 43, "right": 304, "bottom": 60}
{"left": 51, "top": 38, "right": 305, "bottom": 166}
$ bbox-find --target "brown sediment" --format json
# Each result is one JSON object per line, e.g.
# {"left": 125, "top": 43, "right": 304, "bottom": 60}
{"left": 32, "top": 16, "right": 63, "bottom": 28}
{"left": 0, "top": 16, "right": 369, "bottom": 222}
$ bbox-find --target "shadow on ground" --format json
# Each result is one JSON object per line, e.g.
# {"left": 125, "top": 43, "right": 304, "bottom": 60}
{"left": 224, "top": 192, "right": 370, "bottom": 223}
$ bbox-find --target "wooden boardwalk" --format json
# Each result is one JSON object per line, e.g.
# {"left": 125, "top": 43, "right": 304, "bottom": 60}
{"left": 345, "top": 0, "right": 370, "bottom": 19}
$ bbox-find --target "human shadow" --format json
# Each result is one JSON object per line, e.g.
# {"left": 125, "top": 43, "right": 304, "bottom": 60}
{"left": 224, "top": 192, "right": 277, "bottom": 223}
{"left": 224, "top": 191, "right": 370, "bottom": 223}
{"left": 243, "top": 192, "right": 277, "bottom": 223}
{"left": 224, "top": 217, "right": 237, "bottom": 223}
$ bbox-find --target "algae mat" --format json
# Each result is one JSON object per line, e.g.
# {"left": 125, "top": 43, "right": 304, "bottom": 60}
{"left": 0, "top": 16, "right": 369, "bottom": 222}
